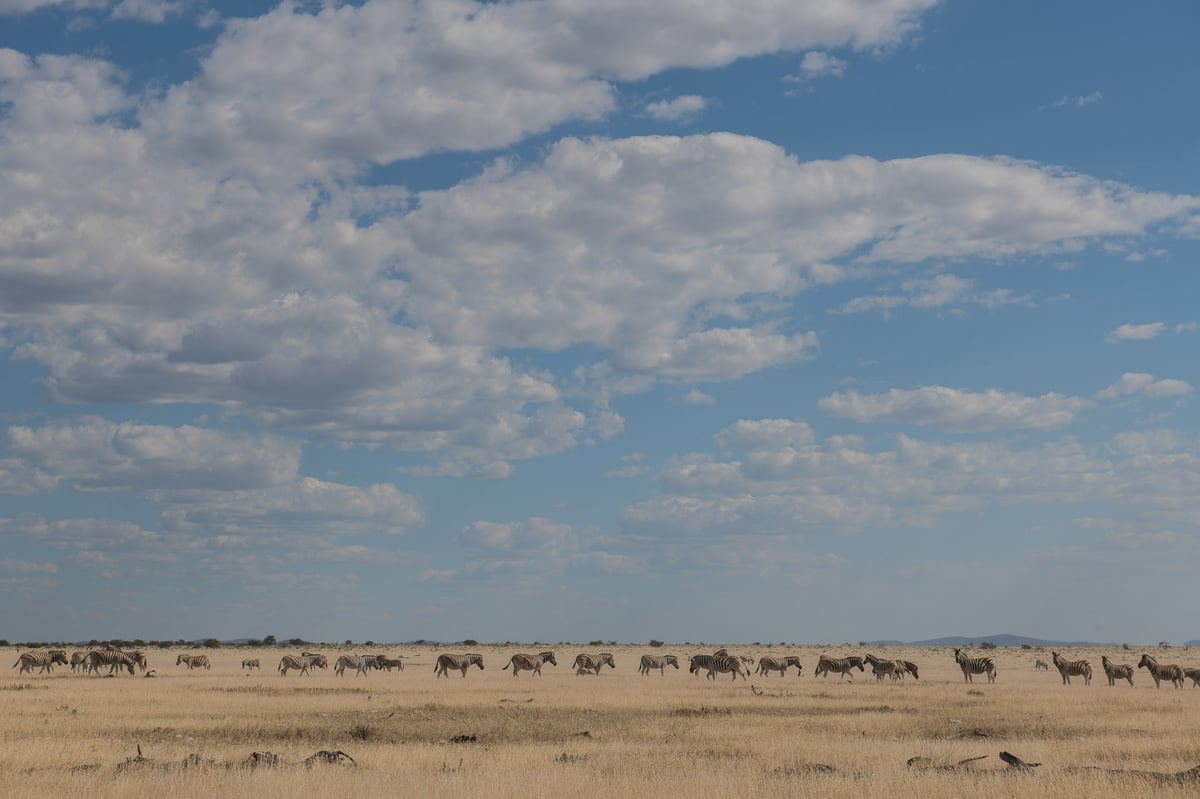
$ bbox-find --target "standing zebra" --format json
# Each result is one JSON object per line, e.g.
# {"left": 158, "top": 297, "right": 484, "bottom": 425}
{"left": 864, "top": 653, "right": 901, "bottom": 682}
{"left": 1034, "top": 659, "right": 1049, "bottom": 671}
{"left": 12, "top": 651, "right": 68, "bottom": 675}
{"left": 1101, "top": 656, "right": 1134, "bottom": 687}
{"left": 688, "top": 653, "right": 748, "bottom": 681}
{"left": 953, "top": 648, "right": 996, "bottom": 683}
{"left": 175, "top": 653, "right": 211, "bottom": 670}
{"left": 1138, "top": 653, "right": 1185, "bottom": 689}
{"left": 1183, "top": 668, "right": 1200, "bottom": 688}
{"left": 573, "top": 653, "right": 615, "bottom": 675}
{"left": 639, "top": 654, "right": 679, "bottom": 676}
{"left": 242, "top": 659, "right": 261, "bottom": 670}
{"left": 334, "top": 654, "right": 373, "bottom": 677}
{"left": 503, "top": 651, "right": 557, "bottom": 677}
{"left": 1051, "top": 651, "right": 1092, "bottom": 686}
{"left": 278, "top": 654, "right": 326, "bottom": 676}
{"left": 434, "top": 653, "right": 484, "bottom": 678}
{"left": 70, "top": 651, "right": 88, "bottom": 672}
{"left": 814, "top": 655, "right": 865, "bottom": 680}
{"left": 84, "top": 650, "right": 136, "bottom": 676}
{"left": 756, "top": 656, "right": 802, "bottom": 677}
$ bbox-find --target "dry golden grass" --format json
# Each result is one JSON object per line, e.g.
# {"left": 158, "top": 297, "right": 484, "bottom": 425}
{"left": 4, "top": 644, "right": 1200, "bottom": 797}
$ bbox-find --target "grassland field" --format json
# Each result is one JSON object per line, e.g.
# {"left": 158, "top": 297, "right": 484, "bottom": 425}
{"left": 4, "top": 644, "right": 1200, "bottom": 798}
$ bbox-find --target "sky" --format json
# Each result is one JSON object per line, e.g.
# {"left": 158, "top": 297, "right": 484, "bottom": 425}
{"left": 0, "top": 0, "right": 1198, "bottom": 645}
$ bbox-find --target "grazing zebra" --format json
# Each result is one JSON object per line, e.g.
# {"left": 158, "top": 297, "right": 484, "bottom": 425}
{"left": 378, "top": 657, "right": 405, "bottom": 672}
{"left": 84, "top": 650, "right": 137, "bottom": 676}
{"left": 639, "top": 654, "right": 679, "bottom": 676}
{"left": 1101, "top": 656, "right": 1133, "bottom": 687}
{"left": 278, "top": 654, "right": 325, "bottom": 677}
{"left": 13, "top": 650, "right": 69, "bottom": 675}
{"left": 688, "top": 654, "right": 748, "bottom": 681}
{"left": 503, "top": 651, "right": 557, "bottom": 677}
{"left": 1034, "top": 659, "right": 1049, "bottom": 671}
{"left": 242, "top": 659, "right": 261, "bottom": 670}
{"left": 1051, "top": 651, "right": 1092, "bottom": 686}
{"left": 815, "top": 655, "right": 866, "bottom": 681}
{"left": 953, "top": 648, "right": 996, "bottom": 683}
{"left": 434, "top": 653, "right": 484, "bottom": 678}
{"left": 573, "top": 653, "right": 616, "bottom": 675}
{"left": 1184, "top": 668, "right": 1200, "bottom": 688}
{"left": 175, "top": 653, "right": 211, "bottom": 670}
{"left": 899, "top": 660, "right": 920, "bottom": 680}
{"left": 756, "top": 656, "right": 802, "bottom": 677}
{"left": 1138, "top": 654, "right": 1185, "bottom": 689}
{"left": 334, "top": 654, "right": 373, "bottom": 677}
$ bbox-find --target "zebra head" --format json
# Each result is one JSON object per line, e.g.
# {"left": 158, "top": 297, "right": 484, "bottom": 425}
{"left": 1138, "top": 654, "right": 1155, "bottom": 670}
{"left": 49, "top": 651, "right": 69, "bottom": 666}
{"left": 665, "top": 655, "right": 679, "bottom": 669}
{"left": 539, "top": 651, "right": 557, "bottom": 666}
{"left": 176, "top": 654, "right": 189, "bottom": 666}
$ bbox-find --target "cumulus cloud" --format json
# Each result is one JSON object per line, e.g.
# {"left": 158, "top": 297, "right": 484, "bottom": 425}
{"left": 1096, "top": 373, "right": 1193, "bottom": 400}
{"left": 833, "top": 273, "right": 1025, "bottom": 315}
{"left": 1105, "top": 322, "right": 1166, "bottom": 343}
{"left": 644, "top": 95, "right": 706, "bottom": 121}
{"left": 798, "top": 50, "right": 848, "bottom": 78}
{"left": 818, "top": 386, "right": 1089, "bottom": 431}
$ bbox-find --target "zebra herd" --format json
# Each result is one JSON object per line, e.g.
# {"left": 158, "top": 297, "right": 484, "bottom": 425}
{"left": 1029, "top": 652, "right": 1200, "bottom": 689}
{"left": 12, "top": 645, "right": 148, "bottom": 676}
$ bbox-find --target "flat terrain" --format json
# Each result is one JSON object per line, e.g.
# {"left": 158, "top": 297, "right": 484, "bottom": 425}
{"left": 4, "top": 645, "right": 1200, "bottom": 797}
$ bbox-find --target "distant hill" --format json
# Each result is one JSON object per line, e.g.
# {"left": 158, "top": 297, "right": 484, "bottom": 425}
{"left": 865, "top": 633, "right": 1123, "bottom": 648}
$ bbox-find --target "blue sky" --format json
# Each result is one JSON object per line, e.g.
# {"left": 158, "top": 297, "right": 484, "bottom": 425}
{"left": 1, "top": 0, "right": 1197, "bottom": 644}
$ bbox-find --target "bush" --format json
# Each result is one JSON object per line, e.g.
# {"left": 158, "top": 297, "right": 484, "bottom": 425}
{"left": 348, "top": 725, "right": 375, "bottom": 742}
{"left": 1020, "top": 644, "right": 1032, "bottom": 650}
{"left": 649, "top": 640, "right": 664, "bottom": 648}
{"left": 462, "top": 639, "right": 478, "bottom": 646}
{"left": 203, "top": 638, "right": 221, "bottom": 649}
{"left": 980, "top": 641, "right": 997, "bottom": 649}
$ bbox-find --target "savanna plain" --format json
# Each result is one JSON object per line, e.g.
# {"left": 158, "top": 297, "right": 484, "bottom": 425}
{"left": 4, "top": 644, "right": 1200, "bottom": 798}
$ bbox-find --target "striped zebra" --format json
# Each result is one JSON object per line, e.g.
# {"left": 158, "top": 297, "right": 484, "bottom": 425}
{"left": 1138, "top": 653, "right": 1184, "bottom": 689}
{"left": 1184, "top": 668, "right": 1200, "bottom": 688}
{"left": 815, "top": 655, "right": 865, "bottom": 680}
{"left": 899, "top": 660, "right": 920, "bottom": 680}
{"left": 84, "top": 650, "right": 137, "bottom": 676}
{"left": 713, "top": 648, "right": 755, "bottom": 667}
{"left": 638, "top": 654, "right": 679, "bottom": 676}
{"left": 1034, "top": 659, "right": 1049, "bottom": 671}
{"left": 70, "top": 651, "right": 88, "bottom": 672}
{"left": 434, "top": 653, "right": 484, "bottom": 678}
{"left": 378, "top": 657, "right": 404, "bottom": 672}
{"left": 278, "top": 654, "right": 326, "bottom": 676}
{"left": 175, "top": 653, "right": 211, "bottom": 670}
{"left": 503, "top": 651, "right": 557, "bottom": 677}
{"left": 953, "top": 648, "right": 996, "bottom": 683}
{"left": 1101, "top": 656, "right": 1134, "bottom": 687}
{"left": 756, "top": 656, "right": 802, "bottom": 677}
{"left": 1051, "top": 651, "right": 1092, "bottom": 686}
{"left": 688, "top": 653, "right": 748, "bottom": 681}
{"left": 13, "top": 650, "right": 68, "bottom": 675}
{"left": 864, "top": 653, "right": 902, "bottom": 682}
{"left": 242, "top": 659, "right": 261, "bottom": 670}
{"left": 334, "top": 654, "right": 373, "bottom": 677}
{"left": 573, "top": 653, "right": 615, "bottom": 675}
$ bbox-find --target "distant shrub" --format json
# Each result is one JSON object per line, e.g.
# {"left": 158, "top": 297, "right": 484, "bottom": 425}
{"left": 348, "top": 725, "right": 375, "bottom": 741}
{"left": 980, "top": 641, "right": 997, "bottom": 650}
{"left": 649, "top": 640, "right": 664, "bottom": 648}
{"left": 462, "top": 639, "right": 478, "bottom": 646}
{"left": 589, "top": 640, "right": 604, "bottom": 647}
{"left": 203, "top": 638, "right": 221, "bottom": 649}
{"left": 1020, "top": 644, "right": 1032, "bottom": 650}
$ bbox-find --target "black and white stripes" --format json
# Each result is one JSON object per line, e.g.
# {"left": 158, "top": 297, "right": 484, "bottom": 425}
{"left": 1052, "top": 651, "right": 1092, "bottom": 686}
{"left": 434, "top": 653, "right": 484, "bottom": 678}
{"left": 953, "top": 648, "right": 996, "bottom": 683}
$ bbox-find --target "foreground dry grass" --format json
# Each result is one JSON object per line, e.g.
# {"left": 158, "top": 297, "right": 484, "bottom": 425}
{"left": 4, "top": 644, "right": 1200, "bottom": 797}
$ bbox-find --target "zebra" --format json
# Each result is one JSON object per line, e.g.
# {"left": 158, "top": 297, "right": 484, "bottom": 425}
{"left": 573, "top": 653, "right": 615, "bottom": 675}
{"left": 953, "top": 648, "right": 996, "bottom": 683}
{"left": 688, "top": 653, "right": 748, "bottom": 681}
{"left": 378, "top": 657, "right": 405, "bottom": 672}
{"left": 639, "top": 654, "right": 679, "bottom": 676}
{"left": 175, "top": 653, "right": 211, "bottom": 670}
{"left": 13, "top": 650, "right": 69, "bottom": 675}
{"left": 84, "top": 649, "right": 137, "bottom": 676}
{"left": 1101, "top": 656, "right": 1134, "bottom": 687}
{"left": 1138, "top": 653, "right": 1184, "bottom": 689}
{"left": 1034, "top": 659, "right": 1049, "bottom": 671}
{"left": 864, "top": 653, "right": 902, "bottom": 682}
{"left": 815, "top": 655, "right": 865, "bottom": 681}
{"left": 899, "top": 660, "right": 920, "bottom": 680}
{"left": 434, "top": 653, "right": 484, "bottom": 678}
{"left": 503, "top": 651, "right": 557, "bottom": 677}
{"left": 334, "top": 654, "right": 373, "bottom": 677}
{"left": 713, "top": 648, "right": 755, "bottom": 667}
{"left": 278, "top": 654, "right": 326, "bottom": 676}
{"left": 242, "top": 659, "right": 261, "bottom": 670}
{"left": 756, "top": 656, "right": 802, "bottom": 677}
{"left": 70, "top": 651, "right": 89, "bottom": 672}
{"left": 1184, "top": 668, "right": 1200, "bottom": 688}
{"left": 1052, "top": 651, "right": 1092, "bottom": 686}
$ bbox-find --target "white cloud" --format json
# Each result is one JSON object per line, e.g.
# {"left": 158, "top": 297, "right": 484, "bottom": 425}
{"left": 109, "top": 0, "right": 180, "bottom": 22}
{"left": 0, "top": 0, "right": 105, "bottom": 14}
{"left": 644, "top": 95, "right": 706, "bottom": 121}
{"left": 799, "top": 50, "right": 847, "bottom": 78}
{"left": 0, "top": 558, "right": 56, "bottom": 574}
{"left": 1049, "top": 90, "right": 1103, "bottom": 109}
{"left": 1105, "top": 322, "right": 1166, "bottom": 343}
{"left": 834, "top": 273, "right": 1025, "bottom": 315}
{"left": 1097, "top": 373, "right": 1193, "bottom": 400}
{"left": 683, "top": 388, "right": 716, "bottom": 405}
{"left": 819, "top": 386, "right": 1089, "bottom": 431}
{"left": 459, "top": 517, "right": 574, "bottom": 554}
